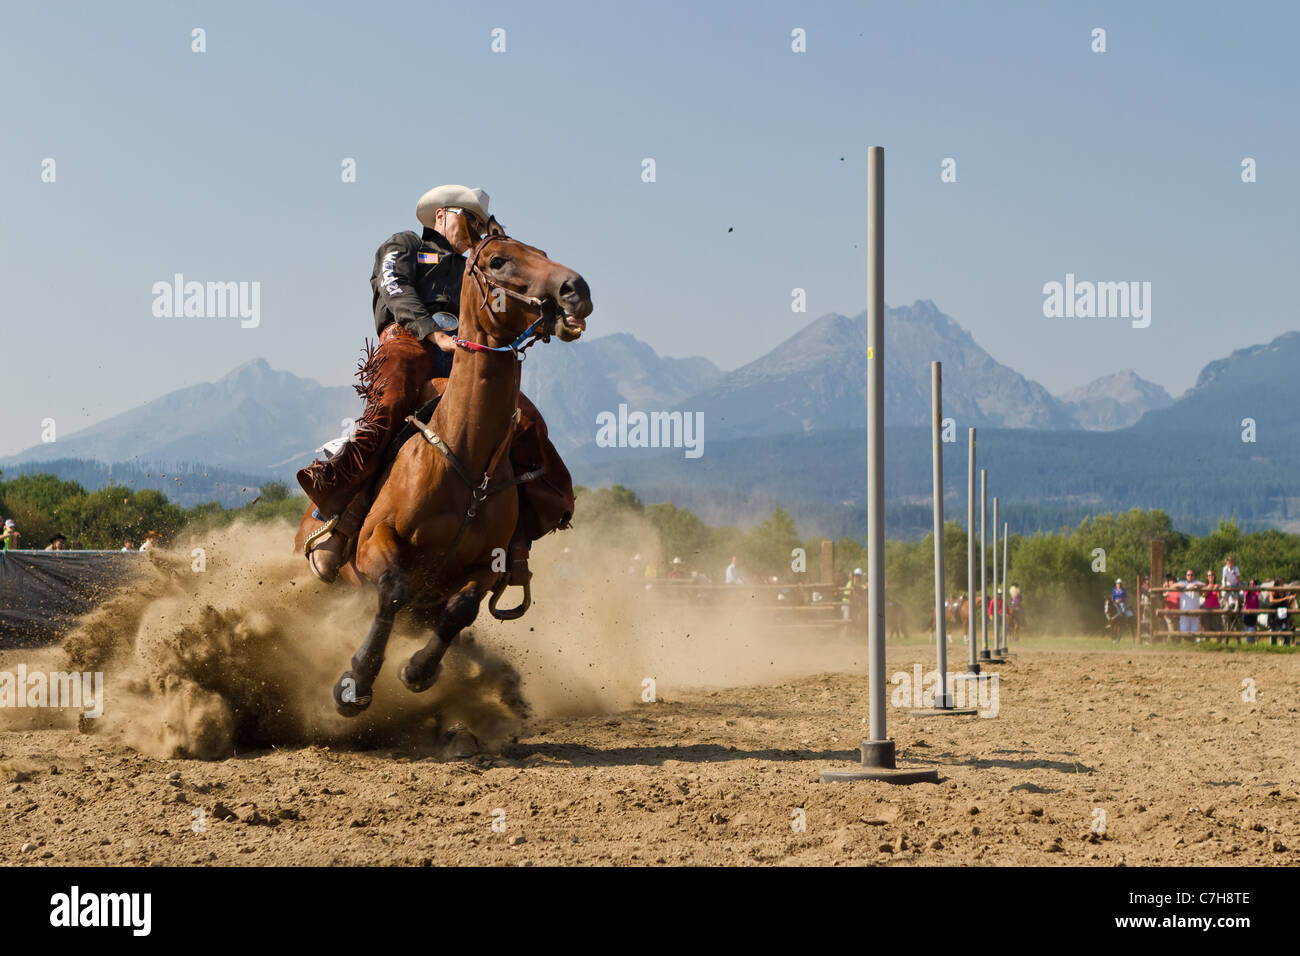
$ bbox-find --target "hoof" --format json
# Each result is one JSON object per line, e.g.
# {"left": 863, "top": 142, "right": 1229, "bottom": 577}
{"left": 400, "top": 660, "right": 438, "bottom": 694}
{"left": 444, "top": 725, "right": 479, "bottom": 759}
{"left": 333, "top": 671, "right": 372, "bottom": 717}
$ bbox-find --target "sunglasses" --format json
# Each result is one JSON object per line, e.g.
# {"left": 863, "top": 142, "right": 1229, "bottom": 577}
{"left": 444, "top": 207, "right": 485, "bottom": 235}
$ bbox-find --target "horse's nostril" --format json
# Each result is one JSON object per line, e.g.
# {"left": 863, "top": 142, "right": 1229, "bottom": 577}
{"left": 559, "top": 275, "right": 589, "bottom": 304}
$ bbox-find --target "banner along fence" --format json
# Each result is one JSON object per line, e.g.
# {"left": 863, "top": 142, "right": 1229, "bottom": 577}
{"left": 0, "top": 550, "right": 143, "bottom": 648}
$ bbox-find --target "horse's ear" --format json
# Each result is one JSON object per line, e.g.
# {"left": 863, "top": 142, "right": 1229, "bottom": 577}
{"left": 486, "top": 215, "right": 506, "bottom": 237}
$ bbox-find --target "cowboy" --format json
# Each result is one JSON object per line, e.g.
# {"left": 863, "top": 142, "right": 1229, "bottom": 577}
{"left": 296, "top": 184, "right": 575, "bottom": 584}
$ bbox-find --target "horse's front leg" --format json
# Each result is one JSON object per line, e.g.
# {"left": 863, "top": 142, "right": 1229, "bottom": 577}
{"left": 400, "top": 567, "right": 497, "bottom": 694}
{"left": 334, "top": 525, "right": 408, "bottom": 717}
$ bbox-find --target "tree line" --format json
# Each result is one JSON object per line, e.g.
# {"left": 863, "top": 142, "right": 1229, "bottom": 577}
{"left": 0, "top": 470, "right": 298, "bottom": 549}
{"left": 7, "top": 470, "right": 1297, "bottom": 635}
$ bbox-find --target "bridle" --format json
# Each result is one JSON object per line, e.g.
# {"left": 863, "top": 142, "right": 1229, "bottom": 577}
{"left": 455, "top": 233, "right": 557, "bottom": 360}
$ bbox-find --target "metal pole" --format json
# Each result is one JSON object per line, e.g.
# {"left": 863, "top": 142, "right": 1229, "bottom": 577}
{"left": 992, "top": 496, "right": 999, "bottom": 656}
{"left": 1001, "top": 521, "right": 1010, "bottom": 652}
{"left": 966, "top": 428, "right": 978, "bottom": 674}
{"left": 820, "top": 147, "right": 939, "bottom": 783}
{"left": 980, "top": 468, "right": 989, "bottom": 660}
{"left": 865, "top": 146, "right": 889, "bottom": 759}
{"left": 931, "top": 362, "right": 952, "bottom": 707}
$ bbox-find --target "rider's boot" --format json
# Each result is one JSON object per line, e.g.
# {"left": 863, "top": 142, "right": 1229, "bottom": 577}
{"left": 306, "top": 493, "right": 370, "bottom": 584}
{"left": 298, "top": 450, "right": 368, "bottom": 524}
{"left": 507, "top": 522, "right": 532, "bottom": 588}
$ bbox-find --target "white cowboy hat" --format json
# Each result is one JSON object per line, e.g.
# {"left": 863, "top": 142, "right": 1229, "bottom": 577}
{"left": 416, "top": 185, "right": 490, "bottom": 230}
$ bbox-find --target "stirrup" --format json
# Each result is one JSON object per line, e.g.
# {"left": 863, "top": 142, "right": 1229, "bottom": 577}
{"left": 302, "top": 513, "right": 339, "bottom": 556}
{"left": 488, "top": 572, "right": 531, "bottom": 621}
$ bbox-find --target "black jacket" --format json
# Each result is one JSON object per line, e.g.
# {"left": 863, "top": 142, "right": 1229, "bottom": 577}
{"left": 370, "top": 229, "right": 465, "bottom": 341}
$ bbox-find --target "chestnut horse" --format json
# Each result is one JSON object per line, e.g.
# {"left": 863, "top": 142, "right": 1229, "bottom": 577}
{"left": 296, "top": 229, "right": 591, "bottom": 716}
{"left": 928, "top": 595, "right": 968, "bottom": 640}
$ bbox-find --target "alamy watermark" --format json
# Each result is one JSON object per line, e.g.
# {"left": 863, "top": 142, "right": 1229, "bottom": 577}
{"left": 891, "top": 664, "right": 1000, "bottom": 717}
{"left": 49, "top": 886, "right": 150, "bottom": 936}
{"left": 1042, "top": 273, "right": 1150, "bottom": 329}
{"left": 0, "top": 666, "right": 103, "bottom": 718}
{"left": 152, "top": 274, "right": 260, "bottom": 328}
{"left": 595, "top": 404, "right": 704, "bottom": 459}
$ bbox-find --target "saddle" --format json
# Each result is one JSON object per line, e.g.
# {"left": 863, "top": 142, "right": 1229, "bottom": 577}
{"left": 380, "top": 395, "right": 442, "bottom": 471}
{"left": 380, "top": 386, "right": 573, "bottom": 538}
{"left": 322, "top": 381, "right": 573, "bottom": 576}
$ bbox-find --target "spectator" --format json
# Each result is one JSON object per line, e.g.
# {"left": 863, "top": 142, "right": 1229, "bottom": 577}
{"left": 140, "top": 531, "right": 162, "bottom": 552}
{"left": 1221, "top": 555, "right": 1242, "bottom": 617}
{"left": 1177, "top": 569, "right": 1201, "bottom": 633}
{"left": 1201, "top": 570, "right": 1222, "bottom": 633}
{"left": 1266, "top": 577, "right": 1292, "bottom": 644}
{"left": 1162, "top": 574, "right": 1180, "bottom": 634}
{"left": 1220, "top": 556, "right": 1240, "bottom": 585}
{"left": 1, "top": 519, "right": 20, "bottom": 550}
{"left": 45, "top": 534, "right": 68, "bottom": 551}
{"left": 1242, "top": 579, "right": 1261, "bottom": 642}
{"left": 121, "top": 538, "right": 136, "bottom": 551}
{"left": 840, "top": 568, "right": 863, "bottom": 621}
{"left": 668, "top": 556, "right": 686, "bottom": 580}
{"left": 725, "top": 556, "right": 744, "bottom": 585}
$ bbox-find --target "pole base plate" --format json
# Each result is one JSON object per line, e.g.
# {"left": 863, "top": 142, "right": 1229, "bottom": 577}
{"left": 820, "top": 767, "right": 940, "bottom": 784}
{"left": 907, "top": 708, "right": 979, "bottom": 718}
{"left": 818, "top": 739, "right": 941, "bottom": 783}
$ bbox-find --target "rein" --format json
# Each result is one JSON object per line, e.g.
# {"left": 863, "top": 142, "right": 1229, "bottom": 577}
{"left": 402, "top": 408, "right": 543, "bottom": 581}
{"left": 400, "top": 233, "right": 555, "bottom": 593}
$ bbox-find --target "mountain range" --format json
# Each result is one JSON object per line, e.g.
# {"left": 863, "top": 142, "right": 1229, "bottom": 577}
{"left": 2, "top": 359, "right": 359, "bottom": 476}
{"left": 1059, "top": 369, "right": 1173, "bottom": 430}
{"left": 523, "top": 300, "right": 1172, "bottom": 448}
{"left": 3, "top": 302, "right": 1292, "bottom": 533}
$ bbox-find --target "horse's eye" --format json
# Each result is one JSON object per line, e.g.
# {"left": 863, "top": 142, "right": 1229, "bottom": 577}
{"left": 489, "top": 255, "right": 508, "bottom": 270}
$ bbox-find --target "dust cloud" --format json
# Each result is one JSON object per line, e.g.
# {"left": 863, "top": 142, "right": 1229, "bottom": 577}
{"left": 4, "top": 515, "right": 863, "bottom": 759}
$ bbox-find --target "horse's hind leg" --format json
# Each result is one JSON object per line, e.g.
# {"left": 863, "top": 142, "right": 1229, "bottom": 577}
{"left": 400, "top": 573, "right": 492, "bottom": 693}
{"left": 335, "top": 529, "right": 409, "bottom": 717}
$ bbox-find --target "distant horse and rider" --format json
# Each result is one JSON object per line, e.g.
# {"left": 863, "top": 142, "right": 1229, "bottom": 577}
{"left": 1104, "top": 578, "right": 1137, "bottom": 641}
{"left": 928, "top": 594, "right": 968, "bottom": 641}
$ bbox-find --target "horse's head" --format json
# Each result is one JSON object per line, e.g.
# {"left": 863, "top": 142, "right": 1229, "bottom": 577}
{"left": 460, "top": 221, "right": 592, "bottom": 348}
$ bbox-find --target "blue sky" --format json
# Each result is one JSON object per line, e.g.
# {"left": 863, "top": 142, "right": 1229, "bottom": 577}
{"left": 2, "top": 0, "right": 1296, "bottom": 456}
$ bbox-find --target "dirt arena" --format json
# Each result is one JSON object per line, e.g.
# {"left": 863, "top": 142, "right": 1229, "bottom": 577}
{"left": 1, "top": 524, "right": 1297, "bottom": 866}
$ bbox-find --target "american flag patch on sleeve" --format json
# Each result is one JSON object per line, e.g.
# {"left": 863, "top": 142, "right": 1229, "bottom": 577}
{"left": 417, "top": 252, "right": 440, "bottom": 264}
